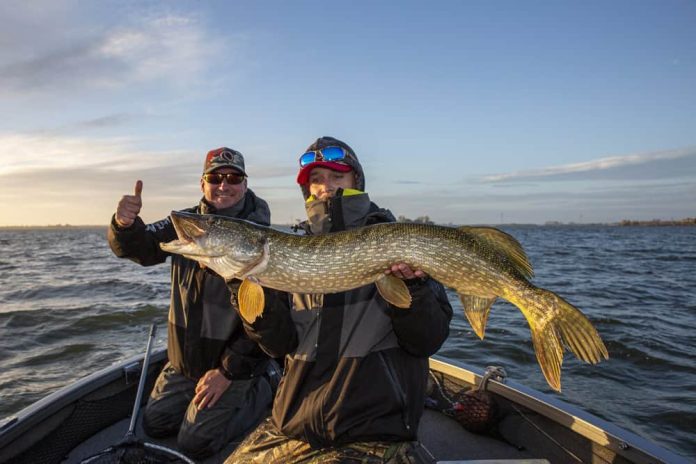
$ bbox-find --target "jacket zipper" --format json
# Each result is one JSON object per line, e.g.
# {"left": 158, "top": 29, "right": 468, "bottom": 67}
{"left": 378, "top": 351, "right": 411, "bottom": 432}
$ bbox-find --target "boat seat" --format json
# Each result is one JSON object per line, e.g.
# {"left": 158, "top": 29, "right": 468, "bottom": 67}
{"left": 437, "top": 460, "right": 550, "bottom": 463}
{"left": 419, "top": 409, "right": 539, "bottom": 462}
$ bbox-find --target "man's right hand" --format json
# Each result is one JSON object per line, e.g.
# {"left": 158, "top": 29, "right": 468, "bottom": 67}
{"left": 115, "top": 180, "right": 143, "bottom": 228}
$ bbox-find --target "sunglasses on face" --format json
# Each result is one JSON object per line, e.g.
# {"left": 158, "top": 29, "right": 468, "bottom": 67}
{"left": 299, "top": 146, "right": 347, "bottom": 167}
{"left": 202, "top": 172, "right": 246, "bottom": 185}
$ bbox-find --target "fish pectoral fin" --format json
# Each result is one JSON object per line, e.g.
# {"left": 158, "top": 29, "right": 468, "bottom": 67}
{"left": 238, "top": 278, "right": 265, "bottom": 323}
{"left": 459, "top": 294, "right": 497, "bottom": 339}
{"left": 376, "top": 275, "right": 412, "bottom": 309}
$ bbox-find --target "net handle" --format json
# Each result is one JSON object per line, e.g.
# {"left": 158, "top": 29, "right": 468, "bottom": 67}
{"left": 126, "top": 323, "right": 157, "bottom": 438}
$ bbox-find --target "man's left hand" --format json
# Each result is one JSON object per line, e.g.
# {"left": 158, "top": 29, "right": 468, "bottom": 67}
{"left": 193, "top": 368, "right": 231, "bottom": 410}
{"left": 385, "top": 263, "right": 427, "bottom": 280}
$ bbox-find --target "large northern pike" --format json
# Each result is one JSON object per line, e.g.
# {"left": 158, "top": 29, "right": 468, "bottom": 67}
{"left": 161, "top": 210, "right": 608, "bottom": 392}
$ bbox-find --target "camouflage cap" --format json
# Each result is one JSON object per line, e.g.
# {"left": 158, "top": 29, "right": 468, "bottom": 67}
{"left": 203, "top": 147, "right": 246, "bottom": 176}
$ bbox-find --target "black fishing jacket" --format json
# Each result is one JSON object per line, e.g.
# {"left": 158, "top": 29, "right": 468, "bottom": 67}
{"left": 108, "top": 189, "right": 272, "bottom": 381}
{"left": 242, "top": 190, "right": 454, "bottom": 448}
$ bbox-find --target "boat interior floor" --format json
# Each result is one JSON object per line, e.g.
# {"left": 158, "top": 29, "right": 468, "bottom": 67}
{"left": 62, "top": 408, "right": 537, "bottom": 463}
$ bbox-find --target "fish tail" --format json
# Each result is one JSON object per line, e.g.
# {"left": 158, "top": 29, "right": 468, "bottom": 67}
{"left": 510, "top": 287, "right": 609, "bottom": 392}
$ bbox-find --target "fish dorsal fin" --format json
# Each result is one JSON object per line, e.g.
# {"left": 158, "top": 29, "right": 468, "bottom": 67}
{"left": 459, "top": 226, "right": 534, "bottom": 279}
{"left": 375, "top": 275, "right": 412, "bottom": 308}
{"left": 238, "top": 277, "right": 265, "bottom": 323}
{"left": 459, "top": 294, "right": 497, "bottom": 340}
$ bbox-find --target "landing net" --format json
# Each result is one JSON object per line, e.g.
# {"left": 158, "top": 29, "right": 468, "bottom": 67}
{"left": 80, "top": 439, "right": 194, "bottom": 464}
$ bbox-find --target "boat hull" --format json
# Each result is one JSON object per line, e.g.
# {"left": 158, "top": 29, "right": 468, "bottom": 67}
{"left": 0, "top": 349, "right": 687, "bottom": 464}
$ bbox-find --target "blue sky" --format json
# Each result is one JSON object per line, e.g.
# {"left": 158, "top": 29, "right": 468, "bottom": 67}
{"left": 1, "top": 0, "right": 695, "bottom": 226}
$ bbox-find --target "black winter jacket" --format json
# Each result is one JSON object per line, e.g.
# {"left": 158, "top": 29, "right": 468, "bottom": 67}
{"left": 241, "top": 190, "right": 453, "bottom": 448}
{"left": 108, "top": 189, "right": 272, "bottom": 381}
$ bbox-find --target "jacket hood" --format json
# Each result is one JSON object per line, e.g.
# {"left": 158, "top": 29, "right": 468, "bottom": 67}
{"left": 299, "top": 136, "right": 365, "bottom": 199}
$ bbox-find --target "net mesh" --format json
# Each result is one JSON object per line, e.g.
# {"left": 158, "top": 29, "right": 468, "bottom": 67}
{"left": 80, "top": 441, "right": 192, "bottom": 464}
{"left": 7, "top": 384, "right": 136, "bottom": 464}
{"left": 426, "top": 369, "right": 500, "bottom": 434}
{"left": 451, "top": 388, "right": 499, "bottom": 433}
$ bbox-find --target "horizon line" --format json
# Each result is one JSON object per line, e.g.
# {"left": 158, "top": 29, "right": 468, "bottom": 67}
{"left": 2, "top": 217, "right": 695, "bottom": 229}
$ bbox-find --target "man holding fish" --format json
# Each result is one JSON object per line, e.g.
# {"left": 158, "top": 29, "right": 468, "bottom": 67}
{"left": 223, "top": 137, "right": 454, "bottom": 463}
{"left": 108, "top": 147, "right": 278, "bottom": 460}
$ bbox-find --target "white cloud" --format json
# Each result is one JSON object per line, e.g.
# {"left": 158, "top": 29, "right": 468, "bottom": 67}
{"left": 95, "top": 14, "right": 219, "bottom": 87}
{"left": 373, "top": 177, "right": 696, "bottom": 225}
{"left": 0, "top": 131, "right": 305, "bottom": 226}
{"left": 0, "top": 133, "right": 160, "bottom": 176}
{"left": 0, "top": 9, "right": 224, "bottom": 96}
{"left": 482, "top": 147, "right": 696, "bottom": 183}
{"left": 0, "top": 131, "right": 195, "bottom": 226}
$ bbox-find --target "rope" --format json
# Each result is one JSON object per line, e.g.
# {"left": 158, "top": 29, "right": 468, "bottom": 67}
{"left": 508, "top": 401, "right": 586, "bottom": 464}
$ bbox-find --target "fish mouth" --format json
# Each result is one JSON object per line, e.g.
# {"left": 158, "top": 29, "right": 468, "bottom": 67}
{"left": 166, "top": 210, "right": 227, "bottom": 259}
{"left": 158, "top": 210, "right": 233, "bottom": 262}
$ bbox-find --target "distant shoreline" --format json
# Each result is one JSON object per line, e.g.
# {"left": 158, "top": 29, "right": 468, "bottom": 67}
{"left": 1, "top": 218, "right": 695, "bottom": 230}
{"left": 0, "top": 225, "right": 109, "bottom": 230}
{"left": 544, "top": 218, "right": 696, "bottom": 227}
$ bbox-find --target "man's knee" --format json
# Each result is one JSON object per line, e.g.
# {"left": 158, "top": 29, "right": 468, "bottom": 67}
{"left": 142, "top": 364, "right": 192, "bottom": 438}
{"left": 142, "top": 406, "right": 180, "bottom": 438}
{"left": 177, "top": 429, "right": 218, "bottom": 460}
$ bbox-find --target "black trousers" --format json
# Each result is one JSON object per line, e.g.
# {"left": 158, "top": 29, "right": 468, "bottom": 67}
{"left": 142, "top": 363, "right": 273, "bottom": 459}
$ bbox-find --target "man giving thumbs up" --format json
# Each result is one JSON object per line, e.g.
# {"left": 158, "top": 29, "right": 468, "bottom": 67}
{"left": 107, "top": 147, "right": 279, "bottom": 460}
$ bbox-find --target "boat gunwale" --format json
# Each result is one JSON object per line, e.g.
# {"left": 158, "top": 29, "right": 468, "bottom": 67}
{"left": 430, "top": 355, "right": 689, "bottom": 464}
{"left": 0, "top": 348, "right": 168, "bottom": 448}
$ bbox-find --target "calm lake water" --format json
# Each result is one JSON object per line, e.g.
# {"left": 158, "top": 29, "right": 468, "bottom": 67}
{"left": 0, "top": 225, "right": 694, "bottom": 459}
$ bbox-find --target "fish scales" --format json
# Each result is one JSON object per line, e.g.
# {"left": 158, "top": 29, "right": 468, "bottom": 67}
{"left": 257, "top": 223, "right": 512, "bottom": 295}
{"left": 161, "top": 211, "right": 608, "bottom": 392}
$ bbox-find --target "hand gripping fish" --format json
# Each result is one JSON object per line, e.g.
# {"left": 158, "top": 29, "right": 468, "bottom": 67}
{"left": 161, "top": 210, "right": 608, "bottom": 392}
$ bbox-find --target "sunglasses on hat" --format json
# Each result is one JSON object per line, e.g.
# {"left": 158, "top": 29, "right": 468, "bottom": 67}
{"left": 299, "top": 146, "right": 348, "bottom": 167}
{"left": 202, "top": 172, "right": 246, "bottom": 185}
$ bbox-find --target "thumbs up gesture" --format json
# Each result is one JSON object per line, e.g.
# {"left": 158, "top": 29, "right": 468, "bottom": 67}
{"left": 115, "top": 180, "right": 143, "bottom": 228}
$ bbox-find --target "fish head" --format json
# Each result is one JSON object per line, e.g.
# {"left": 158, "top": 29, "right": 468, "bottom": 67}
{"left": 160, "top": 210, "right": 267, "bottom": 280}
